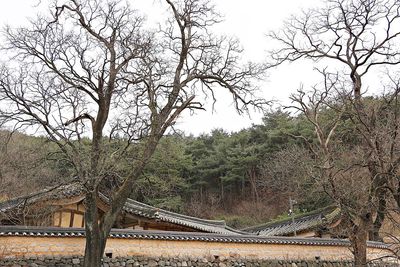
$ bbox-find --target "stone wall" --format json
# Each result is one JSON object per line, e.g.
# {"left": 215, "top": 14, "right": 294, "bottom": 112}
{"left": 0, "top": 256, "right": 398, "bottom": 267}
{"left": 0, "top": 236, "right": 393, "bottom": 262}
{"left": 0, "top": 228, "right": 398, "bottom": 266}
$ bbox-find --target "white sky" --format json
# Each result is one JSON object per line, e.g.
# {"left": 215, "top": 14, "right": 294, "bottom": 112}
{"left": 0, "top": 0, "right": 374, "bottom": 136}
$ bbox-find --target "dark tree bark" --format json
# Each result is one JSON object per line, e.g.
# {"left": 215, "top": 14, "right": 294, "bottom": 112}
{"left": 351, "top": 213, "right": 370, "bottom": 267}
{"left": 370, "top": 195, "right": 386, "bottom": 242}
{"left": 83, "top": 191, "right": 106, "bottom": 267}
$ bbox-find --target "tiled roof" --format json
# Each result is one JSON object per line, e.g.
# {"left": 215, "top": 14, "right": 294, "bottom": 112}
{"left": 243, "top": 206, "right": 341, "bottom": 236}
{"left": 98, "top": 194, "right": 244, "bottom": 235}
{"left": 0, "top": 225, "right": 389, "bottom": 249}
{"left": 0, "top": 183, "right": 242, "bottom": 235}
{"left": 125, "top": 198, "right": 244, "bottom": 235}
{"left": 0, "top": 183, "right": 84, "bottom": 213}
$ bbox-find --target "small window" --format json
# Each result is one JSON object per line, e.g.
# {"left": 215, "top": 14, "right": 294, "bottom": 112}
{"left": 105, "top": 253, "right": 113, "bottom": 258}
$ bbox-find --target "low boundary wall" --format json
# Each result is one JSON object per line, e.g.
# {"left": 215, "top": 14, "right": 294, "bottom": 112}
{"left": 0, "top": 226, "right": 398, "bottom": 266}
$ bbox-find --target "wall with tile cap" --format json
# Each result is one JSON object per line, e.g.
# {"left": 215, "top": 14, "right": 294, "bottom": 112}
{"left": 0, "top": 235, "right": 396, "bottom": 263}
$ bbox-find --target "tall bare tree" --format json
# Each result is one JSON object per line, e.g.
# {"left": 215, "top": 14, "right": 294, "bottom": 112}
{"left": 270, "top": 0, "right": 400, "bottom": 264}
{"left": 288, "top": 70, "right": 400, "bottom": 266}
{"left": 0, "top": 0, "right": 264, "bottom": 266}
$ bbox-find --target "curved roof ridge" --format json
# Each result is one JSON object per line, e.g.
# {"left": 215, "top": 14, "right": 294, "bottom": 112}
{"left": 124, "top": 198, "right": 227, "bottom": 226}
{"left": 123, "top": 199, "right": 244, "bottom": 234}
{"left": 243, "top": 206, "right": 341, "bottom": 236}
{"left": 243, "top": 206, "right": 337, "bottom": 232}
{"left": 99, "top": 193, "right": 241, "bottom": 234}
{"left": 156, "top": 208, "right": 227, "bottom": 226}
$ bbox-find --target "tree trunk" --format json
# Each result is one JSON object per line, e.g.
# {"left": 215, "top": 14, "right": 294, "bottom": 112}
{"left": 221, "top": 179, "right": 224, "bottom": 201}
{"left": 241, "top": 177, "right": 245, "bottom": 198}
{"left": 350, "top": 213, "right": 371, "bottom": 267}
{"left": 82, "top": 134, "right": 163, "bottom": 266}
{"left": 351, "top": 72, "right": 362, "bottom": 100}
{"left": 353, "top": 230, "right": 368, "bottom": 267}
{"left": 200, "top": 185, "right": 203, "bottom": 205}
{"left": 396, "top": 179, "right": 400, "bottom": 208}
{"left": 370, "top": 195, "right": 386, "bottom": 242}
{"left": 83, "top": 229, "right": 105, "bottom": 267}
{"left": 367, "top": 169, "right": 388, "bottom": 242}
{"left": 248, "top": 168, "right": 259, "bottom": 204}
{"left": 83, "top": 191, "right": 106, "bottom": 267}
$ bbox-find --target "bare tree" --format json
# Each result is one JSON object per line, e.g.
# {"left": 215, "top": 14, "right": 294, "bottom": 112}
{"left": 0, "top": 0, "right": 265, "bottom": 266}
{"left": 288, "top": 69, "right": 400, "bottom": 266}
{"left": 259, "top": 145, "right": 317, "bottom": 202}
{"left": 269, "top": 0, "right": 400, "bottom": 99}
{"left": 288, "top": 72, "right": 370, "bottom": 266}
{"left": 270, "top": 0, "right": 400, "bottom": 264}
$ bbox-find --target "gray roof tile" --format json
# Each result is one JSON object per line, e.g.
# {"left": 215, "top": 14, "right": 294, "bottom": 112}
{"left": 243, "top": 207, "right": 341, "bottom": 236}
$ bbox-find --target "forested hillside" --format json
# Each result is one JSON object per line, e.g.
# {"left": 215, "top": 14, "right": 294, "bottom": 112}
{"left": 0, "top": 109, "right": 329, "bottom": 228}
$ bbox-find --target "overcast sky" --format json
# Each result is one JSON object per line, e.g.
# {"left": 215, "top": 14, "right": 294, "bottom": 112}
{"left": 0, "top": 0, "right": 338, "bottom": 135}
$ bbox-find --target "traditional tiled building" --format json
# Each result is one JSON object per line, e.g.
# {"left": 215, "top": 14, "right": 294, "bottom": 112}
{"left": 0, "top": 183, "right": 242, "bottom": 235}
